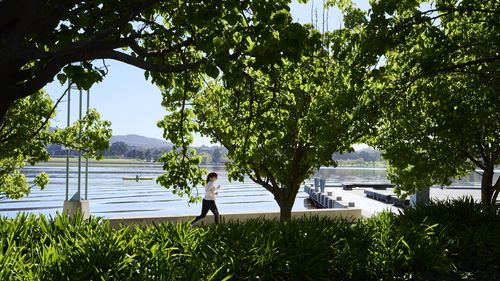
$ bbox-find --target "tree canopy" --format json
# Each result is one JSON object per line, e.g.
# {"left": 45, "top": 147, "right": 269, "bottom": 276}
{"left": 0, "top": 0, "right": 312, "bottom": 201}
{"left": 0, "top": 0, "right": 306, "bottom": 126}
{"left": 109, "top": 141, "right": 128, "bottom": 157}
{"left": 4, "top": 0, "right": 499, "bottom": 212}
{"left": 156, "top": 15, "right": 377, "bottom": 219}
{"left": 361, "top": 0, "right": 500, "bottom": 206}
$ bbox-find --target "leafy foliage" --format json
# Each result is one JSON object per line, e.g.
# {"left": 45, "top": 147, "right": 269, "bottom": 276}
{"left": 1, "top": 198, "right": 498, "bottom": 280}
{"left": 156, "top": 69, "right": 206, "bottom": 202}
{"left": 396, "top": 197, "right": 500, "bottom": 280}
{"left": 0, "top": 0, "right": 303, "bottom": 125}
{"left": 154, "top": 6, "right": 381, "bottom": 217}
{"left": 154, "top": 4, "right": 316, "bottom": 205}
{"left": 0, "top": 90, "right": 111, "bottom": 199}
{"left": 190, "top": 22, "right": 379, "bottom": 220}
{"left": 359, "top": 0, "right": 500, "bottom": 204}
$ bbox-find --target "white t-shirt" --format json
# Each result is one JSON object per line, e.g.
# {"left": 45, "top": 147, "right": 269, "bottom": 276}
{"left": 204, "top": 181, "right": 220, "bottom": 200}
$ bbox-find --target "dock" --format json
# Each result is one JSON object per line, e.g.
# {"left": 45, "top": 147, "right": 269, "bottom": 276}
{"left": 303, "top": 179, "right": 405, "bottom": 217}
{"left": 304, "top": 185, "right": 356, "bottom": 209}
{"left": 303, "top": 178, "right": 489, "bottom": 217}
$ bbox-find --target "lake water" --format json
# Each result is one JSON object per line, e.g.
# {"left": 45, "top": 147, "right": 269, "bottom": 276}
{"left": 0, "top": 164, "right": 490, "bottom": 218}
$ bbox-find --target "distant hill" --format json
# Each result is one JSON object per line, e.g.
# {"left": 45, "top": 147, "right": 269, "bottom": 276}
{"left": 110, "top": 134, "right": 172, "bottom": 149}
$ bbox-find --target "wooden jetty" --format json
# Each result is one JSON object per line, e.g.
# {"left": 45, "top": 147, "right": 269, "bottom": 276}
{"left": 304, "top": 178, "right": 410, "bottom": 210}
{"left": 303, "top": 185, "right": 355, "bottom": 209}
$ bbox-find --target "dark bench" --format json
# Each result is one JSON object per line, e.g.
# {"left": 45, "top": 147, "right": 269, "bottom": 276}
{"left": 343, "top": 183, "right": 393, "bottom": 190}
{"left": 364, "top": 190, "right": 410, "bottom": 207}
{"left": 363, "top": 189, "right": 393, "bottom": 203}
{"left": 391, "top": 196, "right": 410, "bottom": 208}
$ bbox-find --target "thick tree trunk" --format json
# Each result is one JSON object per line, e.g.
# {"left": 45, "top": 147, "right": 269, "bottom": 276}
{"left": 480, "top": 167, "right": 495, "bottom": 208}
{"left": 277, "top": 185, "right": 300, "bottom": 222}
{"left": 279, "top": 198, "right": 294, "bottom": 222}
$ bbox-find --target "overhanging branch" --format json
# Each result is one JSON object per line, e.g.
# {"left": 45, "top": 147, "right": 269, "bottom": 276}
{"left": 464, "top": 151, "right": 486, "bottom": 170}
{"left": 428, "top": 55, "right": 500, "bottom": 75}
{"left": 10, "top": 50, "right": 200, "bottom": 101}
{"left": 101, "top": 50, "right": 199, "bottom": 73}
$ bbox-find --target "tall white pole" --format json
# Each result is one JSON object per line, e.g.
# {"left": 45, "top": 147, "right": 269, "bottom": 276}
{"left": 77, "top": 88, "right": 82, "bottom": 201}
{"left": 65, "top": 81, "right": 71, "bottom": 201}
{"left": 85, "top": 90, "right": 89, "bottom": 200}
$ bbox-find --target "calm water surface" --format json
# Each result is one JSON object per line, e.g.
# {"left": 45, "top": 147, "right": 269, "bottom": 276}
{"left": 0, "top": 164, "right": 489, "bottom": 218}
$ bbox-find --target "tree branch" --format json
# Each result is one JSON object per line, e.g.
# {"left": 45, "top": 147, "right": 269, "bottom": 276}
{"left": 464, "top": 150, "right": 486, "bottom": 170}
{"left": 248, "top": 169, "right": 279, "bottom": 199}
{"left": 428, "top": 55, "right": 500, "bottom": 75}
{"left": 127, "top": 37, "right": 194, "bottom": 58}
{"left": 9, "top": 50, "right": 200, "bottom": 101}
{"left": 28, "top": 82, "right": 72, "bottom": 141}
{"left": 65, "top": 8, "right": 145, "bottom": 51}
{"left": 102, "top": 50, "right": 200, "bottom": 73}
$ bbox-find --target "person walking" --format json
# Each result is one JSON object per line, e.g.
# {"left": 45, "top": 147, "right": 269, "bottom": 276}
{"left": 191, "top": 172, "right": 220, "bottom": 225}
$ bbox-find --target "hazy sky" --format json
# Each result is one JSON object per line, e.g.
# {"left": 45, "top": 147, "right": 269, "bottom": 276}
{"left": 45, "top": 0, "right": 370, "bottom": 146}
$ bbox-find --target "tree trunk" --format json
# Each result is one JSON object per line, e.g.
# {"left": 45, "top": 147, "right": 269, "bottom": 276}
{"left": 279, "top": 197, "right": 294, "bottom": 222}
{"left": 480, "top": 166, "right": 495, "bottom": 208}
{"left": 277, "top": 186, "right": 299, "bottom": 222}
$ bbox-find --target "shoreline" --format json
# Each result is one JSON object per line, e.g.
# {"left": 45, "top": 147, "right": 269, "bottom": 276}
{"left": 36, "top": 157, "right": 387, "bottom": 169}
{"left": 30, "top": 159, "right": 500, "bottom": 172}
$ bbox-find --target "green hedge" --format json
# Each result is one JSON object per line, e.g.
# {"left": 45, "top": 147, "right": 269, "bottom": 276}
{"left": 1, "top": 197, "right": 498, "bottom": 280}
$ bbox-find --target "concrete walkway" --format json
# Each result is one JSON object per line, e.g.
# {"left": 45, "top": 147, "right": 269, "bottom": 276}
{"left": 107, "top": 208, "right": 363, "bottom": 228}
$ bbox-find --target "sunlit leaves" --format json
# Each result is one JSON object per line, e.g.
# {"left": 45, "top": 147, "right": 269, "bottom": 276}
{"left": 34, "top": 173, "right": 49, "bottom": 190}
{"left": 156, "top": 148, "right": 205, "bottom": 203}
{"left": 0, "top": 171, "right": 30, "bottom": 199}
{"left": 50, "top": 109, "right": 112, "bottom": 160}
{"left": 156, "top": 67, "right": 207, "bottom": 202}
{"left": 365, "top": 0, "right": 500, "bottom": 203}
{"left": 153, "top": 1, "right": 319, "bottom": 205}
{"left": 192, "top": 27, "right": 375, "bottom": 218}
{"left": 0, "top": 91, "right": 111, "bottom": 198}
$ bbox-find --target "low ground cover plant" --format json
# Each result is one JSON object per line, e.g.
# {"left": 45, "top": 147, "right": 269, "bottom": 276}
{"left": 0, "top": 197, "right": 498, "bottom": 280}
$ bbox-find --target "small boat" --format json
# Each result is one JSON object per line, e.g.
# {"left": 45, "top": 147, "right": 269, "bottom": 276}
{"left": 122, "top": 177, "right": 155, "bottom": 181}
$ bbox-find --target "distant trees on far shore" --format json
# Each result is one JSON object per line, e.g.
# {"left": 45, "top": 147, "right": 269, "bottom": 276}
{"left": 46, "top": 143, "right": 230, "bottom": 164}
{"left": 333, "top": 148, "right": 382, "bottom": 163}
{"left": 47, "top": 143, "right": 382, "bottom": 165}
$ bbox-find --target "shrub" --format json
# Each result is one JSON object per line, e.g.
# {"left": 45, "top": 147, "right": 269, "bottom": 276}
{"left": 396, "top": 197, "right": 500, "bottom": 280}
{"left": 0, "top": 198, "right": 498, "bottom": 280}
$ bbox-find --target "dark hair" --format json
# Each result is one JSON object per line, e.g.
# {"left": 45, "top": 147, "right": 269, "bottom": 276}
{"left": 206, "top": 172, "right": 218, "bottom": 184}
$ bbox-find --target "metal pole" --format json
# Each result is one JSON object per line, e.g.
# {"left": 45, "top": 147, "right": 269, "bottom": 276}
{"left": 85, "top": 90, "right": 89, "bottom": 200}
{"left": 77, "top": 88, "right": 82, "bottom": 201}
{"left": 65, "top": 81, "right": 71, "bottom": 201}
